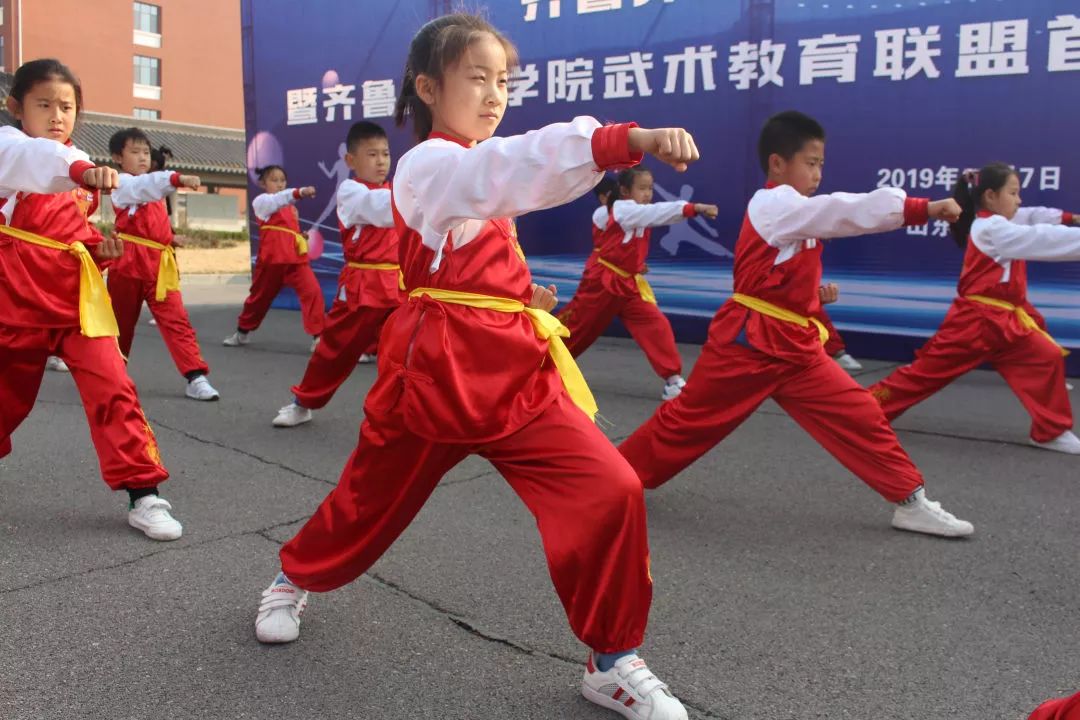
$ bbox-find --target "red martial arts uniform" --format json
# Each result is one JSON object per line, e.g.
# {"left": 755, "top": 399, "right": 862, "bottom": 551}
{"left": 279, "top": 119, "right": 652, "bottom": 653}
{"left": 817, "top": 307, "right": 848, "bottom": 357}
{"left": 870, "top": 207, "right": 1078, "bottom": 442}
{"left": 1030, "top": 691, "right": 1080, "bottom": 720}
{"left": 236, "top": 188, "right": 325, "bottom": 336}
{"left": 558, "top": 199, "right": 694, "bottom": 379}
{"left": 0, "top": 126, "right": 168, "bottom": 489}
{"left": 620, "top": 183, "right": 931, "bottom": 502}
{"left": 108, "top": 170, "right": 208, "bottom": 377}
{"left": 291, "top": 179, "right": 403, "bottom": 409}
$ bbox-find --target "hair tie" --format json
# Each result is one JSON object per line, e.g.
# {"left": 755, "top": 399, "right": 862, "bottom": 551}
{"left": 962, "top": 169, "right": 978, "bottom": 188}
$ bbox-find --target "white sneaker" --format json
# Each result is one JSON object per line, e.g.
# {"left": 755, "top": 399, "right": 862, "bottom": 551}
{"left": 185, "top": 375, "right": 220, "bottom": 401}
{"left": 272, "top": 402, "right": 312, "bottom": 428}
{"left": 582, "top": 653, "right": 688, "bottom": 720}
{"left": 127, "top": 495, "right": 183, "bottom": 541}
{"left": 148, "top": 317, "right": 157, "bottom": 326}
{"left": 223, "top": 331, "right": 250, "bottom": 347}
{"left": 357, "top": 353, "right": 377, "bottom": 364}
{"left": 833, "top": 351, "right": 863, "bottom": 371}
{"left": 1066, "top": 382, "right": 1074, "bottom": 391}
{"left": 46, "top": 356, "right": 70, "bottom": 372}
{"left": 661, "top": 375, "right": 686, "bottom": 402}
{"left": 1030, "top": 430, "right": 1080, "bottom": 455}
{"left": 310, "top": 336, "right": 320, "bottom": 353}
{"left": 891, "top": 490, "right": 973, "bottom": 538}
{"left": 255, "top": 575, "right": 309, "bottom": 643}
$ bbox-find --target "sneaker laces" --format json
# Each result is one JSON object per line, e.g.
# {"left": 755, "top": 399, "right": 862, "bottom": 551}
{"left": 137, "top": 497, "right": 174, "bottom": 521}
{"left": 921, "top": 498, "right": 959, "bottom": 523}
{"left": 616, "top": 659, "right": 668, "bottom": 699}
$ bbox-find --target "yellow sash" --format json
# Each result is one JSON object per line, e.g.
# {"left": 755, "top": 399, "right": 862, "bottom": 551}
{"left": 347, "top": 261, "right": 406, "bottom": 291}
{"left": 0, "top": 225, "right": 118, "bottom": 337}
{"left": 966, "top": 294, "right": 1069, "bottom": 357}
{"left": 408, "top": 287, "right": 598, "bottom": 421}
{"left": 731, "top": 293, "right": 829, "bottom": 345}
{"left": 596, "top": 256, "right": 656, "bottom": 304}
{"left": 116, "top": 233, "right": 180, "bottom": 301}
{"left": 262, "top": 224, "right": 308, "bottom": 255}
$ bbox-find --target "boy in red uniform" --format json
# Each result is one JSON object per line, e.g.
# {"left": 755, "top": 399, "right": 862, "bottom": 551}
{"left": 619, "top": 110, "right": 975, "bottom": 538}
{"left": 106, "top": 127, "right": 220, "bottom": 401}
{"left": 272, "top": 121, "right": 404, "bottom": 427}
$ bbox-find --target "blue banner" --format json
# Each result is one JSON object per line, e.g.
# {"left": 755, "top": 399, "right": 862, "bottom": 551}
{"left": 241, "top": 0, "right": 1080, "bottom": 372}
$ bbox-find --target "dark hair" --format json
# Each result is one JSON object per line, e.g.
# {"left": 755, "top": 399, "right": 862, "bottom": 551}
{"left": 757, "top": 110, "right": 826, "bottom": 173}
{"left": 255, "top": 165, "right": 287, "bottom": 182}
{"left": 108, "top": 127, "right": 152, "bottom": 156}
{"left": 593, "top": 176, "right": 617, "bottom": 203}
{"left": 394, "top": 13, "right": 519, "bottom": 141}
{"left": 950, "top": 162, "right": 1018, "bottom": 247}
{"left": 346, "top": 121, "right": 388, "bottom": 153}
{"left": 8, "top": 58, "right": 84, "bottom": 127}
{"left": 607, "top": 166, "right": 652, "bottom": 210}
{"left": 151, "top": 145, "right": 173, "bottom": 171}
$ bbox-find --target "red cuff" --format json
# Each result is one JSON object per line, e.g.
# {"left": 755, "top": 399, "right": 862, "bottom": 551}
{"left": 69, "top": 160, "right": 95, "bottom": 186}
{"left": 903, "top": 197, "right": 929, "bottom": 226}
{"left": 682, "top": 203, "right": 697, "bottom": 218}
{"left": 1062, "top": 211, "right": 1074, "bottom": 225}
{"left": 591, "top": 122, "right": 643, "bottom": 171}
{"left": 292, "top": 188, "right": 302, "bottom": 200}
{"left": 169, "top": 172, "right": 182, "bottom": 188}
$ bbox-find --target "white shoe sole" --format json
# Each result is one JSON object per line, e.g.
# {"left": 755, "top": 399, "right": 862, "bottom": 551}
{"left": 1029, "top": 439, "right": 1080, "bottom": 455}
{"left": 891, "top": 518, "right": 973, "bottom": 538}
{"left": 255, "top": 620, "right": 301, "bottom": 644}
{"left": 582, "top": 683, "right": 642, "bottom": 720}
{"left": 272, "top": 413, "right": 312, "bottom": 428}
{"left": 186, "top": 391, "right": 220, "bottom": 401}
{"left": 128, "top": 515, "right": 183, "bottom": 541}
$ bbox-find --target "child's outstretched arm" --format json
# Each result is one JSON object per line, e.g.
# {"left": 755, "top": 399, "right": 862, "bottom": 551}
{"left": 394, "top": 118, "right": 698, "bottom": 260}
{"left": 252, "top": 186, "right": 315, "bottom": 221}
{"left": 751, "top": 185, "right": 958, "bottom": 247}
{"left": 1011, "top": 207, "right": 1078, "bottom": 227}
{"left": 612, "top": 199, "right": 718, "bottom": 234}
{"left": 337, "top": 180, "right": 394, "bottom": 229}
{"left": 112, "top": 171, "right": 198, "bottom": 209}
{"left": 974, "top": 216, "right": 1080, "bottom": 262}
{"left": 0, "top": 125, "right": 99, "bottom": 195}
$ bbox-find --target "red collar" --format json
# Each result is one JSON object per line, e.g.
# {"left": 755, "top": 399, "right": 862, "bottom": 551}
{"left": 765, "top": 181, "right": 779, "bottom": 189}
{"left": 357, "top": 179, "right": 389, "bottom": 190}
{"left": 428, "top": 131, "right": 473, "bottom": 148}
{"left": 976, "top": 210, "right": 994, "bottom": 218}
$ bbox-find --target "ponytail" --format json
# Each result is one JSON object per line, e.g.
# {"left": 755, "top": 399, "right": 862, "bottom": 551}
{"left": 949, "top": 162, "right": 1018, "bottom": 248}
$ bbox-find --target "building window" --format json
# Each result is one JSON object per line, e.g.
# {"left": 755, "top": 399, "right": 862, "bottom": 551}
{"left": 133, "top": 55, "right": 161, "bottom": 86}
{"left": 133, "top": 108, "right": 160, "bottom": 120}
{"left": 133, "top": 2, "right": 160, "bottom": 34}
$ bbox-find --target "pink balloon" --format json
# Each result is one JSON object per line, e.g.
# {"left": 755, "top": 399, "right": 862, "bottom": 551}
{"left": 306, "top": 227, "right": 324, "bottom": 260}
{"left": 247, "top": 131, "right": 284, "bottom": 184}
{"left": 321, "top": 69, "right": 340, "bottom": 89}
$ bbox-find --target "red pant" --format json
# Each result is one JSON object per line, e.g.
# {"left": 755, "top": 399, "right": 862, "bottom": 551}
{"left": 280, "top": 392, "right": 651, "bottom": 653}
{"left": 237, "top": 261, "right": 325, "bottom": 336}
{"left": 817, "top": 310, "right": 847, "bottom": 357}
{"left": 0, "top": 324, "right": 169, "bottom": 489}
{"left": 559, "top": 275, "right": 682, "bottom": 379}
{"left": 619, "top": 340, "right": 923, "bottom": 503}
{"left": 1030, "top": 691, "right": 1080, "bottom": 720}
{"left": 291, "top": 300, "right": 395, "bottom": 409}
{"left": 869, "top": 315, "right": 1072, "bottom": 443}
{"left": 108, "top": 273, "right": 209, "bottom": 377}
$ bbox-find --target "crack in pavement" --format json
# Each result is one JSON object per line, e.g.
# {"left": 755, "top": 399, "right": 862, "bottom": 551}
{"left": 251, "top": 532, "right": 730, "bottom": 719}
{"left": 0, "top": 514, "right": 311, "bottom": 596}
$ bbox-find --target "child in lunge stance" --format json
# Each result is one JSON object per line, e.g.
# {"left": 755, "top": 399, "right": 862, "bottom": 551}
{"left": 253, "top": 14, "right": 701, "bottom": 720}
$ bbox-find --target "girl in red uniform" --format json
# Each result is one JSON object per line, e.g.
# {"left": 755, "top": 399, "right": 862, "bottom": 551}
{"left": 558, "top": 166, "right": 718, "bottom": 400}
{"left": 272, "top": 121, "right": 403, "bottom": 427}
{"left": 253, "top": 14, "right": 700, "bottom": 720}
{"left": 870, "top": 163, "right": 1080, "bottom": 454}
{"left": 223, "top": 167, "right": 324, "bottom": 349}
{"left": 620, "top": 111, "right": 974, "bottom": 538}
{"left": 0, "top": 59, "right": 181, "bottom": 540}
{"left": 106, "top": 127, "right": 220, "bottom": 402}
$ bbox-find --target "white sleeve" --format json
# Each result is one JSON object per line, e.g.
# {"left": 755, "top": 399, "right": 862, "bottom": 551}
{"left": 748, "top": 185, "right": 909, "bottom": 247}
{"left": 971, "top": 215, "right": 1080, "bottom": 262}
{"left": 252, "top": 188, "right": 297, "bottom": 221}
{"left": 111, "top": 171, "right": 176, "bottom": 210}
{"left": 0, "top": 125, "right": 90, "bottom": 195}
{"left": 393, "top": 117, "right": 609, "bottom": 257}
{"left": 611, "top": 199, "right": 689, "bottom": 230}
{"left": 336, "top": 180, "right": 394, "bottom": 229}
{"left": 591, "top": 205, "right": 609, "bottom": 230}
{"left": 1011, "top": 207, "right": 1064, "bottom": 226}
